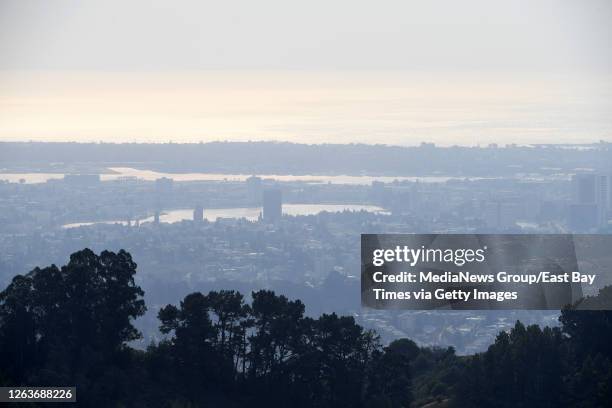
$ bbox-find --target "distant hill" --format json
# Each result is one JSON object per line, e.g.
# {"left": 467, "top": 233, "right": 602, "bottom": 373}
{"left": 1, "top": 141, "right": 610, "bottom": 176}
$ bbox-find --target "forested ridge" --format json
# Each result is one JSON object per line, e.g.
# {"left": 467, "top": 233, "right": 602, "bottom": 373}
{"left": 1, "top": 249, "right": 611, "bottom": 407}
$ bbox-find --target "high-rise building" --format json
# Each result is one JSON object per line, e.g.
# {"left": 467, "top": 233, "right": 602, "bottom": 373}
{"left": 570, "top": 173, "right": 609, "bottom": 228}
{"left": 609, "top": 148, "right": 612, "bottom": 210}
{"left": 596, "top": 175, "right": 609, "bottom": 224}
{"left": 572, "top": 174, "right": 597, "bottom": 204}
{"left": 262, "top": 189, "right": 282, "bottom": 222}
{"left": 193, "top": 205, "right": 204, "bottom": 222}
{"left": 156, "top": 177, "right": 174, "bottom": 208}
{"left": 246, "top": 175, "right": 263, "bottom": 205}
{"left": 609, "top": 172, "right": 612, "bottom": 212}
{"left": 155, "top": 177, "right": 174, "bottom": 195}
{"left": 607, "top": 156, "right": 612, "bottom": 212}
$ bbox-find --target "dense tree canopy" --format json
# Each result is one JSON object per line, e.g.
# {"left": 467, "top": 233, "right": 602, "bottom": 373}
{"left": 455, "top": 285, "right": 612, "bottom": 408}
{"left": 1, "top": 249, "right": 611, "bottom": 407}
{"left": 0, "top": 249, "right": 146, "bottom": 404}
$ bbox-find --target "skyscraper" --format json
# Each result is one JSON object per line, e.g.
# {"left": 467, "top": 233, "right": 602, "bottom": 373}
{"left": 194, "top": 205, "right": 204, "bottom": 222}
{"left": 572, "top": 174, "right": 597, "bottom": 204}
{"left": 570, "top": 173, "right": 609, "bottom": 229}
{"left": 262, "top": 189, "right": 282, "bottom": 222}
{"left": 609, "top": 156, "right": 612, "bottom": 212}
{"left": 596, "top": 174, "right": 609, "bottom": 222}
{"left": 246, "top": 175, "right": 263, "bottom": 205}
{"left": 155, "top": 177, "right": 174, "bottom": 194}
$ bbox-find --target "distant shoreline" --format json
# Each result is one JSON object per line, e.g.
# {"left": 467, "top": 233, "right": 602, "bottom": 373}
{"left": 1, "top": 140, "right": 610, "bottom": 178}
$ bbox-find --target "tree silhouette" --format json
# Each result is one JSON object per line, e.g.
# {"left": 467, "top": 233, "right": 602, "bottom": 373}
{"left": 2, "top": 250, "right": 611, "bottom": 408}
{"left": 0, "top": 249, "right": 146, "bottom": 404}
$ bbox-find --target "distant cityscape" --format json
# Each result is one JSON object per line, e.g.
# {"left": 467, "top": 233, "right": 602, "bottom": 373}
{"left": 1, "top": 141, "right": 611, "bottom": 354}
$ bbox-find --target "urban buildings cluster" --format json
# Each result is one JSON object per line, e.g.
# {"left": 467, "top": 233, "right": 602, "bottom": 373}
{"left": 1, "top": 143, "right": 611, "bottom": 353}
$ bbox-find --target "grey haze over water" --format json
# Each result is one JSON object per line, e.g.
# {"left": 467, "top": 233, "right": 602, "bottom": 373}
{"left": 0, "top": 71, "right": 610, "bottom": 146}
{"left": 0, "top": 1, "right": 611, "bottom": 146}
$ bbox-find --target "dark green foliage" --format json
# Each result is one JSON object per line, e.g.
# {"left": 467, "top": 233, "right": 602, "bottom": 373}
{"left": 408, "top": 344, "right": 462, "bottom": 407}
{"left": 559, "top": 286, "right": 612, "bottom": 408}
{"left": 0, "top": 249, "right": 411, "bottom": 407}
{"left": 0, "top": 248, "right": 146, "bottom": 405}
{"left": 367, "top": 343, "right": 413, "bottom": 407}
{"left": 454, "top": 322, "right": 564, "bottom": 408}
{"left": 1, "top": 249, "right": 612, "bottom": 408}
{"left": 454, "top": 285, "right": 612, "bottom": 408}
{"left": 154, "top": 291, "right": 384, "bottom": 408}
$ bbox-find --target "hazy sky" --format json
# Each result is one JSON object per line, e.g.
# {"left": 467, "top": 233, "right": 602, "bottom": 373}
{"left": 1, "top": 0, "right": 610, "bottom": 72}
{"left": 0, "top": 0, "right": 610, "bottom": 145}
